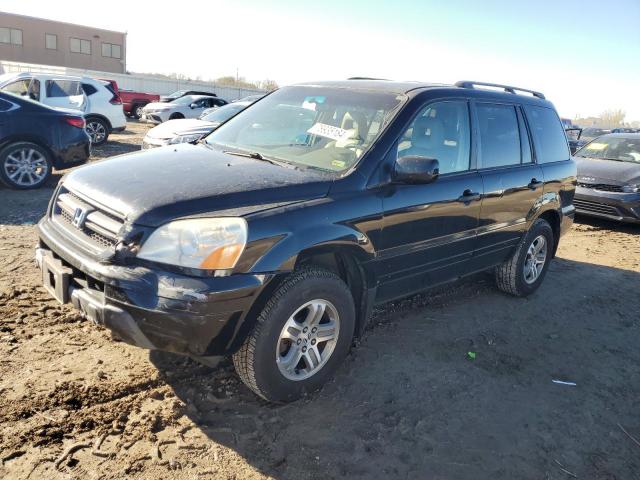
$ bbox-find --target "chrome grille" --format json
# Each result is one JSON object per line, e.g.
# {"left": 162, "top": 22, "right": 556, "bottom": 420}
{"left": 577, "top": 183, "right": 623, "bottom": 193}
{"left": 52, "top": 188, "right": 124, "bottom": 250}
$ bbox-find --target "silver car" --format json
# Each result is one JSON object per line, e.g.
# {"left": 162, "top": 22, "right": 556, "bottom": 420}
{"left": 140, "top": 95, "right": 226, "bottom": 124}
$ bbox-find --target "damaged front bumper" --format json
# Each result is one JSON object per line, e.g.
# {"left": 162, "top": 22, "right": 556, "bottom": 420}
{"left": 36, "top": 218, "right": 280, "bottom": 357}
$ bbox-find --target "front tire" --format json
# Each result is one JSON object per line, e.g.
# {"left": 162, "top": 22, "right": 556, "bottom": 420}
{"left": 0, "top": 142, "right": 52, "bottom": 189}
{"left": 85, "top": 117, "right": 109, "bottom": 146}
{"left": 495, "top": 218, "right": 554, "bottom": 297}
{"left": 233, "top": 268, "right": 355, "bottom": 403}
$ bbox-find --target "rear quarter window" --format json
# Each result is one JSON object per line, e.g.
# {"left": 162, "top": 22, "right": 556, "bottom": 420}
{"left": 524, "top": 105, "right": 570, "bottom": 163}
{"left": 82, "top": 83, "right": 98, "bottom": 96}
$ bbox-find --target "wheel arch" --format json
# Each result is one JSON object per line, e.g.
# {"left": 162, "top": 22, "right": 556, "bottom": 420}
{"left": 85, "top": 113, "right": 112, "bottom": 131}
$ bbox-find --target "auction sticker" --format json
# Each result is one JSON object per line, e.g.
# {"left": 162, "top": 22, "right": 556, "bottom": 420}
{"left": 307, "top": 123, "right": 352, "bottom": 142}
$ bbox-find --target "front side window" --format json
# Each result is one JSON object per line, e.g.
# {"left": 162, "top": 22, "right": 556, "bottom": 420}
{"left": 576, "top": 137, "right": 640, "bottom": 163}
{"left": 45, "top": 33, "right": 57, "bottom": 50}
{"left": 46, "top": 80, "right": 82, "bottom": 98}
{"left": 1, "top": 79, "right": 30, "bottom": 96}
{"left": 477, "top": 103, "right": 521, "bottom": 168}
{"left": 524, "top": 105, "right": 570, "bottom": 163}
{"left": 398, "top": 100, "right": 471, "bottom": 174}
{"left": 205, "top": 86, "right": 405, "bottom": 173}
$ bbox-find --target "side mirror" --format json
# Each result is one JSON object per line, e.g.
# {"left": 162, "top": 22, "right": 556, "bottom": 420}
{"left": 190, "top": 103, "right": 198, "bottom": 109}
{"left": 393, "top": 156, "right": 439, "bottom": 184}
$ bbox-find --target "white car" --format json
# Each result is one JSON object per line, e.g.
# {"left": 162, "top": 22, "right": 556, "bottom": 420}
{"left": 141, "top": 95, "right": 226, "bottom": 124}
{"left": 0, "top": 72, "right": 127, "bottom": 145}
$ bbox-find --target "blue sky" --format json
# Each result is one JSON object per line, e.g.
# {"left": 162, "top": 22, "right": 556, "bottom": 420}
{"left": 2, "top": 0, "right": 639, "bottom": 120}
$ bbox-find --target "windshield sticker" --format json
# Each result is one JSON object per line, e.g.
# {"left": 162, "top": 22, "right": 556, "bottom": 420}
{"left": 587, "top": 143, "right": 607, "bottom": 151}
{"left": 307, "top": 123, "right": 352, "bottom": 142}
{"left": 331, "top": 159, "right": 346, "bottom": 169}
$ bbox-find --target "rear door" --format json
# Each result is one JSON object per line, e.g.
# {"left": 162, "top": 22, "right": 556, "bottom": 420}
{"left": 43, "top": 79, "right": 86, "bottom": 111}
{"left": 377, "top": 99, "right": 483, "bottom": 301}
{"left": 471, "top": 102, "right": 544, "bottom": 268}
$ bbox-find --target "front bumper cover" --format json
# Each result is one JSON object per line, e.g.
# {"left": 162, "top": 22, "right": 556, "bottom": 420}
{"left": 37, "top": 218, "right": 281, "bottom": 356}
{"left": 574, "top": 188, "right": 640, "bottom": 223}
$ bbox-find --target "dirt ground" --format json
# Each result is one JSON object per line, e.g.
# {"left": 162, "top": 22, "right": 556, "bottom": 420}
{"left": 1, "top": 121, "right": 639, "bottom": 480}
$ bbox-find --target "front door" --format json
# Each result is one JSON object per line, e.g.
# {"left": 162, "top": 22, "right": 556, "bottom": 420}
{"left": 377, "top": 100, "right": 483, "bottom": 302}
{"left": 471, "top": 102, "right": 544, "bottom": 268}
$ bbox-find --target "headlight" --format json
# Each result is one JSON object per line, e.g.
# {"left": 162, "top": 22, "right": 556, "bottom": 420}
{"left": 168, "top": 133, "right": 202, "bottom": 144}
{"left": 622, "top": 184, "right": 639, "bottom": 193}
{"left": 137, "top": 218, "right": 247, "bottom": 271}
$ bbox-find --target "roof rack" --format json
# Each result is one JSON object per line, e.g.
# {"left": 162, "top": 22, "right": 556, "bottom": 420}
{"left": 455, "top": 80, "right": 545, "bottom": 99}
{"left": 347, "top": 77, "right": 389, "bottom": 81}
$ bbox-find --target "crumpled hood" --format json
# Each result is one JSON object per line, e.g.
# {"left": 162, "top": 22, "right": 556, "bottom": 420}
{"left": 576, "top": 157, "right": 640, "bottom": 185}
{"left": 145, "top": 119, "right": 215, "bottom": 140}
{"left": 62, "top": 143, "right": 333, "bottom": 227}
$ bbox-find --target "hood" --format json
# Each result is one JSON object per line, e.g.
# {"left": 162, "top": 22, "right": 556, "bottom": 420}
{"left": 62, "top": 143, "right": 333, "bottom": 227}
{"left": 146, "top": 119, "right": 215, "bottom": 140}
{"left": 576, "top": 157, "right": 640, "bottom": 185}
{"left": 143, "top": 102, "right": 175, "bottom": 111}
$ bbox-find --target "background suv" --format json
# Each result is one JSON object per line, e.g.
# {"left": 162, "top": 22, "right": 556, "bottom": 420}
{"left": 141, "top": 94, "right": 228, "bottom": 123}
{"left": 0, "top": 91, "right": 89, "bottom": 189}
{"left": 0, "top": 72, "right": 126, "bottom": 145}
{"left": 36, "top": 79, "right": 575, "bottom": 403}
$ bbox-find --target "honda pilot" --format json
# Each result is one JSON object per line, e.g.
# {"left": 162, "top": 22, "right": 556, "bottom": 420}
{"left": 36, "top": 80, "right": 576, "bottom": 402}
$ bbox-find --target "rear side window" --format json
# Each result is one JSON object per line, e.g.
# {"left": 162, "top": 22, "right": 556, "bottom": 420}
{"left": 476, "top": 104, "right": 521, "bottom": 168}
{"left": 524, "top": 105, "right": 570, "bottom": 163}
{"left": 46, "top": 80, "right": 82, "bottom": 98}
{"left": 82, "top": 83, "right": 98, "bottom": 96}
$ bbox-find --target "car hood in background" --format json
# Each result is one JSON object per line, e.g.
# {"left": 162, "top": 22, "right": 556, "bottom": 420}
{"left": 62, "top": 143, "right": 333, "bottom": 227}
{"left": 145, "top": 119, "right": 216, "bottom": 140}
{"left": 576, "top": 157, "right": 640, "bottom": 185}
{"left": 143, "top": 102, "right": 175, "bottom": 111}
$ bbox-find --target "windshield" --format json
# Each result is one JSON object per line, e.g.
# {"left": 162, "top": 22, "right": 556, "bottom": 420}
{"left": 167, "top": 90, "right": 186, "bottom": 99}
{"left": 171, "top": 95, "right": 198, "bottom": 105}
{"left": 577, "top": 136, "right": 640, "bottom": 163}
{"left": 581, "top": 128, "right": 609, "bottom": 141}
{"left": 202, "top": 104, "right": 245, "bottom": 123}
{"left": 205, "top": 86, "right": 405, "bottom": 172}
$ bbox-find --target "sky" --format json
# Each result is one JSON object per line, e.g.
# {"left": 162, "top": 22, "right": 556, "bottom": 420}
{"left": 2, "top": 0, "right": 639, "bottom": 121}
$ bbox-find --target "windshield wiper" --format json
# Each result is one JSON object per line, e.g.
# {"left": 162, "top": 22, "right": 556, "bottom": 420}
{"left": 223, "top": 150, "right": 288, "bottom": 167}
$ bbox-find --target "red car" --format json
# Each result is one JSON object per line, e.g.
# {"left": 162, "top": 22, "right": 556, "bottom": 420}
{"left": 102, "top": 80, "right": 160, "bottom": 119}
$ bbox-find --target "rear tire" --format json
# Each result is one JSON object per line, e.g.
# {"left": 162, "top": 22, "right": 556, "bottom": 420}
{"left": 233, "top": 268, "right": 355, "bottom": 403}
{"left": 495, "top": 218, "right": 554, "bottom": 297}
{"left": 0, "top": 142, "right": 52, "bottom": 190}
{"left": 85, "top": 117, "right": 109, "bottom": 146}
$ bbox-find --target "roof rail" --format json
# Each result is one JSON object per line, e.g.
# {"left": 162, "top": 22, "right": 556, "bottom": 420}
{"left": 455, "top": 80, "right": 545, "bottom": 99}
{"left": 347, "top": 77, "right": 389, "bottom": 81}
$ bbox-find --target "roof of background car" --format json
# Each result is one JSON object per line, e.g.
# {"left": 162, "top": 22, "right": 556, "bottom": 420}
{"left": 294, "top": 79, "right": 554, "bottom": 105}
{"left": 601, "top": 133, "right": 640, "bottom": 138}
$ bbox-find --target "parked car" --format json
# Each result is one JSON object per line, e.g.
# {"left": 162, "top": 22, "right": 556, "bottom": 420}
{"left": 35, "top": 79, "right": 575, "bottom": 402}
{"left": 141, "top": 95, "right": 228, "bottom": 123}
{"left": 611, "top": 127, "right": 637, "bottom": 134}
{"left": 102, "top": 80, "right": 159, "bottom": 119}
{"left": 0, "top": 72, "right": 126, "bottom": 146}
{"left": 0, "top": 91, "right": 89, "bottom": 189}
{"left": 160, "top": 90, "right": 218, "bottom": 102}
{"left": 143, "top": 101, "right": 252, "bottom": 149}
{"left": 574, "top": 133, "right": 640, "bottom": 223}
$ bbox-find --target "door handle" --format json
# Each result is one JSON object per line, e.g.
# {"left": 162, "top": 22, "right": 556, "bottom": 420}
{"left": 457, "top": 189, "right": 481, "bottom": 203}
{"left": 528, "top": 178, "right": 544, "bottom": 190}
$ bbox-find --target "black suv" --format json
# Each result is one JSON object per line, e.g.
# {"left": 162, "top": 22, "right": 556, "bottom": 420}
{"left": 36, "top": 80, "right": 576, "bottom": 402}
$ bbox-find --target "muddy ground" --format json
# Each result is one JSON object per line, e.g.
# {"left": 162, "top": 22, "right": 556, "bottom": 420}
{"left": 1, "top": 121, "right": 639, "bottom": 479}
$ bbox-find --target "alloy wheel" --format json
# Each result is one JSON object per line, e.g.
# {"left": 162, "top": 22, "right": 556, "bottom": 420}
{"left": 523, "top": 235, "right": 547, "bottom": 284}
{"left": 276, "top": 299, "right": 340, "bottom": 381}
{"left": 3, "top": 147, "right": 49, "bottom": 187}
{"left": 86, "top": 121, "right": 107, "bottom": 144}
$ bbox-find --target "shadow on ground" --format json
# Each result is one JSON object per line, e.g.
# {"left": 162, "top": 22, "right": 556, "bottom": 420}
{"left": 151, "top": 259, "right": 640, "bottom": 479}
